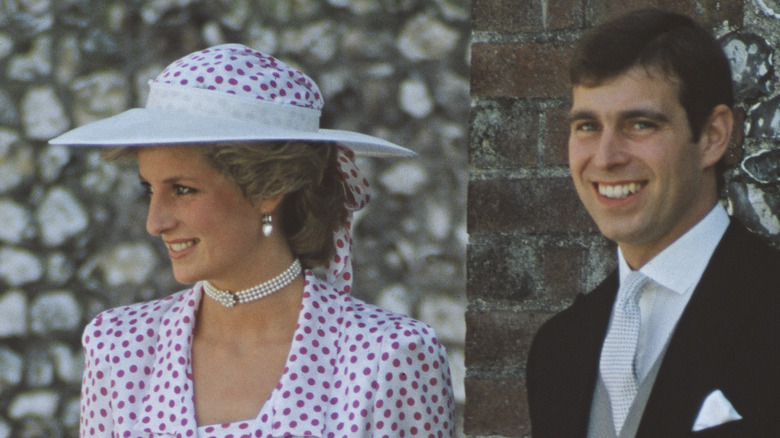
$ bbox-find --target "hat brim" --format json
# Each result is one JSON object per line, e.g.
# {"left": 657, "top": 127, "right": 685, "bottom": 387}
{"left": 48, "top": 108, "right": 415, "bottom": 158}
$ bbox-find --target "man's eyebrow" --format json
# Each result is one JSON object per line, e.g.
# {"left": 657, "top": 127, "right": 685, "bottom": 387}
{"left": 566, "top": 109, "right": 671, "bottom": 124}
{"left": 620, "top": 109, "right": 670, "bottom": 123}
{"left": 567, "top": 110, "right": 596, "bottom": 124}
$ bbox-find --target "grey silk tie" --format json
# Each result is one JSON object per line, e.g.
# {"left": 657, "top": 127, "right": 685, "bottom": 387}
{"left": 600, "top": 271, "right": 649, "bottom": 435}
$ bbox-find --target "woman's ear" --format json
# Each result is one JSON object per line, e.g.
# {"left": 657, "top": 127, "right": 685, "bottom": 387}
{"left": 699, "top": 104, "right": 734, "bottom": 169}
{"left": 260, "top": 194, "right": 285, "bottom": 215}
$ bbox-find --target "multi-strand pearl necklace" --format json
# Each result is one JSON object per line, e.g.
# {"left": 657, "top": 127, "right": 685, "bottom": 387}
{"left": 203, "top": 259, "right": 301, "bottom": 308}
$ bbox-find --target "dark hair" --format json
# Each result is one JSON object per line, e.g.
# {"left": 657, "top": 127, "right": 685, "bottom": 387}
{"left": 570, "top": 8, "right": 734, "bottom": 143}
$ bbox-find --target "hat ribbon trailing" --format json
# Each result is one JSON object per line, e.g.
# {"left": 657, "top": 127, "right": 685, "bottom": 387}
{"left": 328, "top": 147, "right": 371, "bottom": 294}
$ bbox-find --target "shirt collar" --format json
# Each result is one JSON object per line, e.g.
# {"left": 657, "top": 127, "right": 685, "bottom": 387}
{"left": 618, "top": 203, "right": 730, "bottom": 295}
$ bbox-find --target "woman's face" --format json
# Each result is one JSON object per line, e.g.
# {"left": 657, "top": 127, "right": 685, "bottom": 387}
{"left": 138, "top": 146, "right": 272, "bottom": 289}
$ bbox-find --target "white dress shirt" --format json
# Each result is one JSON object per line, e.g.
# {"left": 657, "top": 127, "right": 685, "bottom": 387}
{"left": 615, "top": 204, "right": 730, "bottom": 383}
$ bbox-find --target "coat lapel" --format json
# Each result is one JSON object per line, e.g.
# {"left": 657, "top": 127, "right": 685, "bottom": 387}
{"left": 533, "top": 270, "right": 618, "bottom": 436}
{"left": 571, "top": 271, "right": 620, "bottom": 435}
{"left": 636, "top": 224, "right": 761, "bottom": 437}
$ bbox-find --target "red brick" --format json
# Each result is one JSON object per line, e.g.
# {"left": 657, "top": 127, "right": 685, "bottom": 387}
{"left": 472, "top": 0, "right": 542, "bottom": 32}
{"left": 543, "top": 105, "right": 571, "bottom": 166}
{"left": 547, "top": 0, "right": 586, "bottom": 30}
{"left": 467, "top": 234, "right": 538, "bottom": 301}
{"left": 464, "top": 376, "right": 529, "bottom": 437}
{"left": 471, "top": 42, "right": 577, "bottom": 99}
{"left": 470, "top": 99, "right": 540, "bottom": 170}
{"left": 467, "top": 177, "right": 597, "bottom": 234}
{"left": 542, "top": 244, "right": 586, "bottom": 302}
{"left": 472, "top": 0, "right": 583, "bottom": 32}
{"left": 466, "top": 309, "right": 555, "bottom": 368}
{"left": 588, "top": 0, "right": 743, "bottom": 28}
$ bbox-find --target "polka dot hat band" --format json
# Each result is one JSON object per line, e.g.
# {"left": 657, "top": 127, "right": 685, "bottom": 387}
{"left": 148, "top": 44, "right": 324, "bottom": 133}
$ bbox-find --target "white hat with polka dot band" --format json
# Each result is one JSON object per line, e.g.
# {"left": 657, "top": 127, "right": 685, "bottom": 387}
{"left": 49, "top": 44, "right": 415, "bottom": 158}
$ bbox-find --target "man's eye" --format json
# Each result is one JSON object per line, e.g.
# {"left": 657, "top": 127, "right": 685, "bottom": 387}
{"left": 632, "top": 121, "right": 657, "bottom": 130}
{"left": 175, "top": 185, "right": 196, "bottom": 195}
{"left": 574, "top": 122, "right": 598, "bottom": 132}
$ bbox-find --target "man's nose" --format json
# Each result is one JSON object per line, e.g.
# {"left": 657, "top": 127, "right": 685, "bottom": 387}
{"left": 592, "top": 128, "right": 630, "bottom": 168}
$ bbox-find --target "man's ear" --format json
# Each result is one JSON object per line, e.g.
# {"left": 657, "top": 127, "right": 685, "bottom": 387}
{"left": 699, "top": 104, "right": 733, "bottom": 169}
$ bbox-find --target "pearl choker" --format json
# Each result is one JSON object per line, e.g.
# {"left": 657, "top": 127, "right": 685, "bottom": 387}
{"left": 203, "top": 259, "right": 301, "bottom": 308}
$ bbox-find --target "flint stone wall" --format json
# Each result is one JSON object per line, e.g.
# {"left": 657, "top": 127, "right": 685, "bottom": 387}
{"left": 0, "top": 1, "right": 470, "bottom": 436}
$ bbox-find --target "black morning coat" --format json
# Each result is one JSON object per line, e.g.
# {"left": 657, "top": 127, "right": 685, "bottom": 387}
{"left": 526, "top": 221, "right": 780, "bottom": 437}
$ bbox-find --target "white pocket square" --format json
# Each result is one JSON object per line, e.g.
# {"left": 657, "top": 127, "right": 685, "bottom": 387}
{"left": 692, "top": 389, "right": 743, "bottom": 432}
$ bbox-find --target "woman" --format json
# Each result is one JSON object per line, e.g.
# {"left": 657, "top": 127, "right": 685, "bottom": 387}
{"left": 51, "top": 44, "right": 454, "bottom": 438}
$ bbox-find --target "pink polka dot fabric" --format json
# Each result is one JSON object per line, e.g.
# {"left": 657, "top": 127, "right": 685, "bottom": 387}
{"left": 80, "top": 272, "right": 455, "bottom": 437}
{"left": 326, "top": 147, "right": 371, "bottom": 295}
{"left": 155, "top": 43, "right": 322, "bottom": 111}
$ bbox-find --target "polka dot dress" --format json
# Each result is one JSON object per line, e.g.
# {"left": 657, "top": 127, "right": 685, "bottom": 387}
{"left": 79, "top": 45, "right": 449, "bottom": 438}
{"left": 80, "top": 273, "right": 455, "bottom": 437}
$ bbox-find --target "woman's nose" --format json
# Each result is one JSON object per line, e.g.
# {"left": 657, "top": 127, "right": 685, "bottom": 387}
{"left": 145, "top": 194, "right": 174, "bottom": 236}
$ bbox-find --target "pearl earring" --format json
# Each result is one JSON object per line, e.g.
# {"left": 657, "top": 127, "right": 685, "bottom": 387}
{"left": 262, "top": 213, "right": 273, "bottom": 237}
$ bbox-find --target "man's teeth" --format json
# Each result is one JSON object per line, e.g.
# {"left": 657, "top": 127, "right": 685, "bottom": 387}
{"left": 169, "top": 241, "right": 196, "bottom": 251}
{"left": 598, "top": 183, "right": 642, "bottom": 199}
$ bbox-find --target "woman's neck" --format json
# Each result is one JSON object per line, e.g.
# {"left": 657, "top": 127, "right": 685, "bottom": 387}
{"left": 194, "top": 274, "right": 304, "bottom": 347}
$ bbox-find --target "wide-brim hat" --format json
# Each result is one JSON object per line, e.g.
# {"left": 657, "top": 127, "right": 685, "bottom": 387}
{"left": 49, "top": 44, "right": 414, "bottom": 158}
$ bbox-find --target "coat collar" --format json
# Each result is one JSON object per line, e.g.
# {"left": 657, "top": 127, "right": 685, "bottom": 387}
{"left": 134, "top": 272, "right": 342, "bottom": 437}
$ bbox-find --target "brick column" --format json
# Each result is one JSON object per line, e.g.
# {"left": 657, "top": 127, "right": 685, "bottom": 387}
{"left": 466, "top": 1, "right": 746, "bottom": 437}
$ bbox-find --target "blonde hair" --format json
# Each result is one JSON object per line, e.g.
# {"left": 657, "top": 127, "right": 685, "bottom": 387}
{"left": 106, "top": 142, "right": 347, "bottom": 268}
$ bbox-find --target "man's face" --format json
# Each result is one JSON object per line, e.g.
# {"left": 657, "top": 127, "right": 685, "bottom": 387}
{"left": 568, "top": 67, "right": 720, "bottom": 268}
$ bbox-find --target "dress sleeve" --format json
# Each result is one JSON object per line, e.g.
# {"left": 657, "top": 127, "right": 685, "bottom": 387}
{"left": 80, "top": 315, "right": 114, "bottom": 437}
{"left": 372, "top": 325, "right": 455, "bottom": 438}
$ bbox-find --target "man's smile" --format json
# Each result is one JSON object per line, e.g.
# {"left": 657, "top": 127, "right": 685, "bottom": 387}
{"left": 596, "top": 182, "right": 646, "bottom": 199}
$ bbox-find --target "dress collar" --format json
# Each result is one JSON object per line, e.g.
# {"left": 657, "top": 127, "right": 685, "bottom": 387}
{"left": 134, "top": 272, "right": 339, "bottom": 437}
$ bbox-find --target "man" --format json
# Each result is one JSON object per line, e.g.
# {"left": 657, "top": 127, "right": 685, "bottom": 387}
{"left": 526, "top": 8, "right": 780, "bottom": 438}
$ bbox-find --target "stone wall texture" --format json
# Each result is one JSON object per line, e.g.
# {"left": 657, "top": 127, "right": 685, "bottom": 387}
{"left": 0, "top": 1, "right": 469, "bottom": 436}
{"left": 468, "top": 0, "right": 780, "bottom": 437}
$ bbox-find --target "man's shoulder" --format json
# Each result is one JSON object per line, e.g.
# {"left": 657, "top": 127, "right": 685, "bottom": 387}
{"left": 530, "top": 270, "right": 618, "bottom": 361}
{"left": 713, "top": 221, "right": 780, "bottom": 282}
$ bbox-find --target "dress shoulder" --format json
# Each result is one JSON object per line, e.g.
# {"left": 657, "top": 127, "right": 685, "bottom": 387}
{"left": 342, "top": 294, "right": 438, "bottom": 336}
{"left": 309, "top": 288, "right": 455, "bottom": 436}
{"left": 82, "top": 288, "right": 195, "bottom": 348}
